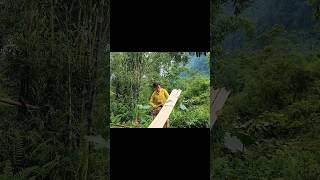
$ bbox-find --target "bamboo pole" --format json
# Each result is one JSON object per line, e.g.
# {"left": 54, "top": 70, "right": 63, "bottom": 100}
{"left": 0, "top": 97, "right": 39, "bottom": 110}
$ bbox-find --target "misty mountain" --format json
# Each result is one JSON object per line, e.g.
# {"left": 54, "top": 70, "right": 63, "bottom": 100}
{"left": 180, "top": 54, "right": 209, "bottom": 77}
{"left": 222, "top": 0, "right": 320, "bottom": 51}
{"left": 244, "top": 0, "right": 315, "bottom": 32}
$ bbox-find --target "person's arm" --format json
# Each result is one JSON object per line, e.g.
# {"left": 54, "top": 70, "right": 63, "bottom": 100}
{"left": 149, "top": 93, "right": 157, "bottom": 108}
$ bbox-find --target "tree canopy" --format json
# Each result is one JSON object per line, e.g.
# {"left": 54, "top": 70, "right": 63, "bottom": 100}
{"left": 211, "top": 0, "right": 320, "bottom": 179}
{"left": 111, "top": 52, "right": 210, "bottom": 128}
{"left": 0, "top": 0, "right": 110, "bottom": 179}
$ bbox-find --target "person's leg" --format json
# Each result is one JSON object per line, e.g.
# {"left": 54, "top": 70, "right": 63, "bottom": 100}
{"left": 152, "top": 110, "right": 156, "bottom": 120}
{"left": 152, "top": 107, "right": 162, "bottom": 120}
{"left": 152, "top": 109, "right": 157, "bottom": 120}
{"left": 155, "top": 107, "right": 162, "bottom": 117}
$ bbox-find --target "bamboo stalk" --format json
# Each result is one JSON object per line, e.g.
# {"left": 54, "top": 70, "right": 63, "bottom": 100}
{"left": 0, "top": 97, "right": 39, "bottom": 110}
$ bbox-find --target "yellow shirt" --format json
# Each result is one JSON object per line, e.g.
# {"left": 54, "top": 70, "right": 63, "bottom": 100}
{"left": 149, "top": 88, "right": 169, "bottom": 108}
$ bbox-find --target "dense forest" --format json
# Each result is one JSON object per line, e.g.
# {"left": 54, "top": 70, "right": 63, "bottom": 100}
{"left": 0, "top": 0, "right": 110, "bottom": 179}
{"left": 110, "top": 52, "right": 210, "bottom": 128}
{"left": 211, "top": 0, "right": 320, "bottom": 179}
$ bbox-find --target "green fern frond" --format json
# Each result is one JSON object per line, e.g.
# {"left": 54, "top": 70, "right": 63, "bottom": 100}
{"left": 15, "top": 166, "right": 39, "bottom": 180}
{"left": 13, "top": 131, "right": 24, "bottom": 171}
{"left": 0, "top": 160, "right": 14, "bottom": 180}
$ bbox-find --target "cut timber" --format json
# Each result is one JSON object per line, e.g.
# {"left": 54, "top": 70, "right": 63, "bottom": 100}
{"left": 0, "top": 97, "right": 40, "bottom": 110}
{"left": 110, "top": 123, "right": 133, "bottom": 128}
{"left": 210, "top": 87, "right": 231, "bottom": 129}
{"left": 148, "top": 89, "right": 182, "bottom": 128}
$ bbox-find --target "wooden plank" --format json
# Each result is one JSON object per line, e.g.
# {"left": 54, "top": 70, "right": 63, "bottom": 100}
{"left": 0, "top": 97, "right": 40, "bottom": 110}
{"left": 210, "top": 87, "right": 231, "bottom": 129}
{"left": 148, "top": 89, "right": 182, "bottom": 128}
{"left": 211, "top": 89, "right": 220, "bottom": 105}
{"left": 110, "top": 123, "right": 133, "bottom": 128}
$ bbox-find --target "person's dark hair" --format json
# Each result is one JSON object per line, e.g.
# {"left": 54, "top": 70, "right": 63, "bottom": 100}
{"left": 153, "top": 82, "right": 160, "bottom": 88}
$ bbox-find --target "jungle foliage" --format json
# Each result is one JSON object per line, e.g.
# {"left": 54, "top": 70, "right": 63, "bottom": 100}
{"left": 0, "top": 0, "right": 110, "bottom": 179}
{"left": 110, "top": 52, "right": 210, "bottom": 128}
{"left": 211, "top": 0, "right": 320, "bottom": 179}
